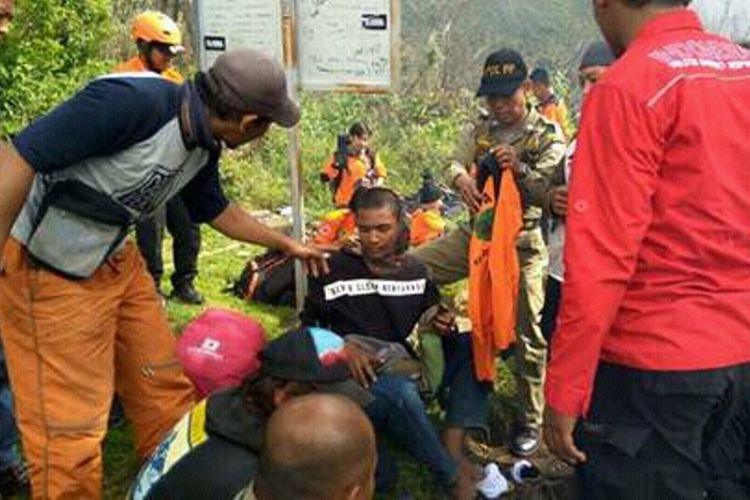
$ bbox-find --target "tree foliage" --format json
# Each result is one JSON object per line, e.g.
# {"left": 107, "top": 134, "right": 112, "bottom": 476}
{"left": 0, "top": 0, "right": 113, "bottom": 135}
{"left": 400, "top": 0, "right": 599, "bottom": 92}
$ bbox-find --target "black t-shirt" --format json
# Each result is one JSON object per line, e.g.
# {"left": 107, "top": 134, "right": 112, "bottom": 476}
{"left": 301, "top": 250, "right": 440, "bottom": 344}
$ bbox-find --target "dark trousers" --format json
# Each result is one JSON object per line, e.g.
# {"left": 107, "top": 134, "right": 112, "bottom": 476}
{"left": 367, "top": 335, "right": 491, "bottom": 493}
{"left": 540, "top": 276, "right": 562, "bottom": 344}
{"left": 135, "top": 195, "right": 201, "bottom": 289}
{"left": 576, "top": 361, "right": 750, "bottom": 500}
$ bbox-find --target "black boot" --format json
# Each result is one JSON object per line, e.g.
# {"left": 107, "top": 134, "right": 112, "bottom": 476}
{"left": 510, "top": 425, "right": 540, "bottom": 457}
{"left": 171, "top": 282, "right": 204, "bottom": 305}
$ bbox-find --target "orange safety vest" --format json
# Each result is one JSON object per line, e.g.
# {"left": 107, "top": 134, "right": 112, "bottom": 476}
{"left": 538, "top": 98, "right": 574, "bottom": 140}
{"left": 113, "top": 56, "right": 185, "bottom": 85}
{"left": 468, "top": 168, "right": 523, "bottom": 382}
{"left": 409, "top": 209, "right": 446, "bottom": 248}
{"left": 321, "top": 151, "right": 386, "bottom": 208}
{"left": 312, "top": 209, "right": 357, "bottom": 248}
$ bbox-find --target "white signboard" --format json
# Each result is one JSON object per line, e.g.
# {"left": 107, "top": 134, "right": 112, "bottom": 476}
{"left": 196, "top": 0, "right": 284, "bottom": 71}
{"left": 296, "top": 0, "right": 398, "bottom": 91}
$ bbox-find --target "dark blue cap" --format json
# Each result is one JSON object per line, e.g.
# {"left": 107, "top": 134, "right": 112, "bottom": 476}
{"left": 261, "top": 326, "right": 373, "bottom": 406}
{"left": 477, "top": 49, "right": 528, "bottom": 98}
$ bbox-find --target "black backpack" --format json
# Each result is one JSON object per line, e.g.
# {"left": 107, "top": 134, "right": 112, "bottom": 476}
{"left": 230, "top": 250, "right": 297, "bottom": 307}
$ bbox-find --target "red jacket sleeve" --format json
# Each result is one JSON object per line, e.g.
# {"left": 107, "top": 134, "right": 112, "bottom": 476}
{"left": 545, "top": 84, "right": 664, "bottom": 416}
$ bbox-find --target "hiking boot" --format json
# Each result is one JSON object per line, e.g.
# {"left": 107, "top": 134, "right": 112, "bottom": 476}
{"left": 0, "top": 462, "right": 29, "bottom": 497}
{"left": 171, "top": 283, "right": 204, "bottom": 305}
{"left": 510, "top": 426, "right": 540, "bottom": 457}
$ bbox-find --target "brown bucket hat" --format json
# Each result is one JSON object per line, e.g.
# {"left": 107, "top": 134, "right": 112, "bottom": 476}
{"left": 206, "top": 49, "right": 301, "bottom": 128}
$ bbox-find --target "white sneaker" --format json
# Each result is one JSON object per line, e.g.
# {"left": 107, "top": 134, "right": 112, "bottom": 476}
{"left": 476, "top": 462, "right": 509, "bottom": 499}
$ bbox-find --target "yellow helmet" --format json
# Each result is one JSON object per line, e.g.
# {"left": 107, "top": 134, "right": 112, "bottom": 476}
{"left": 131, "top": 11, "right": 183, "bottom": 51}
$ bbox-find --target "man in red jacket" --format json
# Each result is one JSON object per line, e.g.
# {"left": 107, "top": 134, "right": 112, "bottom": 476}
{"left": 544, "top": 0, "right": 750, "bottom": 498}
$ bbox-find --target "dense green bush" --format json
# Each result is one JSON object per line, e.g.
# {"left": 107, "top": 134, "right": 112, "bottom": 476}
{"left": 0, "top": 0, "right": 113, "bottom": 136}
{"left": 220, "top": 90, "right": 478, "bottom": 219}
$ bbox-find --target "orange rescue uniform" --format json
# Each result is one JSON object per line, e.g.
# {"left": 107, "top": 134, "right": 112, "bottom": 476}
{"left": 538, "top": 97, "right": 574, "bottom": 140}
{"left": 409, "top": 209, "right": 446, "bottom": 248}
{"left": 114, "top": 56, "right": 184, "bottom": 84}
{"left": 321, "top": 151, "right": 386, "bottom": 208}
{"left": 312, "top": 209, "right": 357, "bottom": 248}
{"left": 468, "top": 169, "right": 523, "bottom": 382}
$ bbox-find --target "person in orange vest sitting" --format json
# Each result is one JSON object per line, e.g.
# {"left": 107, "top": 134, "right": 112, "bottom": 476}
{"left": 410, "top": 171, "right": 446, "bottom": 248}
{"left": 312, "top": 207, "right": 358, "bottom": 252}
{"left": 312, "top": 186, "right": 373, "bottom": 252}
{"left": 529, "top": 68, "right": 575, "bottom": 141}
{"left": 320, "top": 122, "right": 387, "bottom": 208}
{"left": 114, "top": 11, "right": 204, "bottom": 304}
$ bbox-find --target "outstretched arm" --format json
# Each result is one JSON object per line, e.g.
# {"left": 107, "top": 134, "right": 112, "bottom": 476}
{"left": 211, "top": 203, "right": 330, "bottom": 277}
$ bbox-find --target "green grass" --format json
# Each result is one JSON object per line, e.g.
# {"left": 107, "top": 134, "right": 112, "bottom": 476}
{"left": 91, "top": 225, "right": 521, "bottom": 499}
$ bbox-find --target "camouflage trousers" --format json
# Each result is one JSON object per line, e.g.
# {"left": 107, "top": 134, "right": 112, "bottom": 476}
{"left": 410, "top": 222, "right": 549, "bottom": 428}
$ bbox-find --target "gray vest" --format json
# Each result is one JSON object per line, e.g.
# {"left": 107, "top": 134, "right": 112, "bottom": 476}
{"left": 12, "top": 118, "right": 211, "bottom": 279}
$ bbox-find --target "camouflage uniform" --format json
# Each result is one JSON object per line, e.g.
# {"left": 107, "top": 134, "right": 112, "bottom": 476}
{"left": 411, "top": 105, "right": 566, "bottom": 428}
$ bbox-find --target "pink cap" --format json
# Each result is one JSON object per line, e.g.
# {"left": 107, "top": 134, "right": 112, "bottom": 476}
{"left": 177, "top": 309, "right": 267, "bottom": 397}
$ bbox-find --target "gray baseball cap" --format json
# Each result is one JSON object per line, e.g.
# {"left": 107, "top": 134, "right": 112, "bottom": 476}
{"left": 206, "top": 49, "right": 301, "bottom": 128}
{"left": 579, "top": 41, "right": 616, "bottom": 70}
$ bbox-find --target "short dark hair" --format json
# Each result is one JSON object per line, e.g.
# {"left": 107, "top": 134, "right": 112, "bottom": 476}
{"left": 622, "top": 0, "right": 691, "bottom": 7}
{"left": 530, "top": 68, "right": 551, "bottom": 86}
{"left": 240, "top": 374, "right": 315, "bottom": 417}
{"left": 352, "top": 187, "right": 403, "bottom": 221}
{"left": 348, "top": 121, "right": 371, "bottom": 138}
{"left": 740, "top": 41, "right": 750, "bottom": 50}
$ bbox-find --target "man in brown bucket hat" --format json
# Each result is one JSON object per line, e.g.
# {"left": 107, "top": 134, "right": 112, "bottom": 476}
{"left": 0, "top": 48, "right": 326, "bottom": 499}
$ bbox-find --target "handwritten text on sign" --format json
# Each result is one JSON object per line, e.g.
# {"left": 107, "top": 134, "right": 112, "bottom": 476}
{"left": 296, "top": 0, "right": 395, "bottom": 90}
{"left": 198, "top": 0, "right": 283, "bottom": 70}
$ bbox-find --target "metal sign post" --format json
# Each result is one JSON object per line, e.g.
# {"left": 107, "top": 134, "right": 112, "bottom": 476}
{"left": 282, "top": 0, "right": 307, "bottom": 309}
{"left": 194, "top": 0, "right": 400, "bottom": 311}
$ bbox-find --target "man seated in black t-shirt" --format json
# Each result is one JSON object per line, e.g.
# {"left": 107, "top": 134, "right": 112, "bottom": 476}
{"left": 301, "top": 188, "right": 489, "bottom": 499}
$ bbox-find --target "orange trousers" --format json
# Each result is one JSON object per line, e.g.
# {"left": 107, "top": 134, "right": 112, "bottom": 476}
{"left": 0, "top": 239, "right": 195, "bottom": 499}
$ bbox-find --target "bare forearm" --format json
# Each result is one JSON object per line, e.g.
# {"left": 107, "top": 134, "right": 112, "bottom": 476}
{"left": 210, "top": 203, "right": 296, "bottom": 252}
{"left": 0, "top": 145, "right": 35, "bottom": 251}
